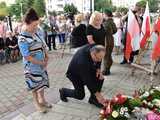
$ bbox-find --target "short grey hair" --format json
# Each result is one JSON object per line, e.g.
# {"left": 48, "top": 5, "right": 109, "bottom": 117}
{"left": 90, "top": 45, "right": 105, "bottom": 53}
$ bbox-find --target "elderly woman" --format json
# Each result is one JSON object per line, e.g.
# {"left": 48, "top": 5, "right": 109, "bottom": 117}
{"left": 86, "top": 11, "right": 106, "bottom": 46}
{"left": 18, "top": 8, "right": 51, "bottom": 113}
{"left": 70, "top": 14, "right": 87, "bottom": 48}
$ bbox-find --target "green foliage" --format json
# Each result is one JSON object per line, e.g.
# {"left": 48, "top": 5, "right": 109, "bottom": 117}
{"left": 95, "top": 0, "right": 110, "bottom": 11}
{"left": 117, "top": 7, "right": 128, "bottom": 14}
{"left": 0, "top": 2, "right": 6, "bottom": 8}
{"left": 48, "top": 10, "right": 57, "bottom": 17}
{"left": 8, "top": 0, "right": 46, "bottom": 20}
{"left": 129, "top": 98, "right": 142, "bottom": 109}
{"left": 151, "top": 90, "right": 160, "bottom": 99}
{"left": 0, "top": 2, "right": 9, "bottom": 17}
{"left": 8, "top": 3, "right": 21, "bottom": 20}
{"left": 148, "top": 0, "right": 159, "bottom": 12}
{"left": 64, "top": 4, "right": 78, "bottom": 15}
{"left": 136, "top": 0, "right": 146, "bottom": 8}
{"left": 95, "top": 0, "right": 115, "bottom": 12}
{"left": 33, "top": 0, "right": 45, "bottom": 17}
{"left": 137, "top": 0, "right": 159, "bottom": 12}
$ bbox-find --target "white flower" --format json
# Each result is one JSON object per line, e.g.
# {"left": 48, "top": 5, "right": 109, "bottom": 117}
{"left": 124, "top": 107, "right": 128, "bottom": 112}
{"left": 150, "top": 90, "right": 154, "bottom": 94}
{"left": 142, "top": 100, "right": 147, "bottom": 104}
{"left": 112, "top": 111, "right": 119, "bottom": 118}
{"left": 124, "top": 113, "right": 130, "bottom": 118}
{"left": 153, "top": 99, "right": 160, "bottom": 107}
{"left": 142, "top": 91, "right": 150, "bottom": 97}
{"left": 154, "top": 86, "right": 160, "bottom": 91}
{"left": 120, "top": 110, "right": 124, "bottom": 115}
{"left": 148, "top": 102, "right": 154, "bottom": 108}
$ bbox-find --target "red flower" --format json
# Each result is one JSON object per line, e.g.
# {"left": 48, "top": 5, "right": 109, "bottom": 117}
{"left": 115, "top": 94, "right": 127, "bottom": 105}
{"left": 147, "top": 95, "right": 153, "bottom": 102}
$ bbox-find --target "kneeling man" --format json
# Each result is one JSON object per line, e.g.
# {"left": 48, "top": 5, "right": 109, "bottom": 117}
{"left": 59, "top": 44, "right": 106, "bottom": 108}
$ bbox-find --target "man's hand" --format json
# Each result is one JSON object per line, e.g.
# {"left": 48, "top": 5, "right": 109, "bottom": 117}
{"left": 95, "top": 92, "right": 106, "bottom": 106}
{"left": 96, "top": 69, "right": 104, "bottom": 80}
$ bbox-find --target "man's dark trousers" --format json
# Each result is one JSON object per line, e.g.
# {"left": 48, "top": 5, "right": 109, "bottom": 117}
{"left": 62, "top": 75, "right": 104, "bottom": 100}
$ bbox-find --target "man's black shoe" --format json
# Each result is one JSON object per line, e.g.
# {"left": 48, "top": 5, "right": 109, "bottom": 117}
{"left": 120, "top": 61, "right": 127, "bottom": 64}
{"left": 102, "top": 70, "right": 111, "bottom": 76}
{"left": 88, "top": 98, "right": 104, "bottom": 108}
{"left": 59, "top": 88, "right": 68, "bottom": 102}
{"left": 53, "top": 48, "right": 57, "bottom": 50}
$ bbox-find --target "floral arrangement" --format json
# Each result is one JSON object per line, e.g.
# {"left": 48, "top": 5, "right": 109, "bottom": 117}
{"left": 99, "top": 86, "right": 160, "bottom": 120}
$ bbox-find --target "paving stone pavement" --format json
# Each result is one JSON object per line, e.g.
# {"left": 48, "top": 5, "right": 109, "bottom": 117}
{"left": 0, "top": 49, "right": 159, "bottom": 120}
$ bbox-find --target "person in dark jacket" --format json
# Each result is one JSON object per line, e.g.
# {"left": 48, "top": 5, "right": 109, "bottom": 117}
{"left": 103, "top": 9, "right": 117, "bottom": 75}
{"left": 0, "top": 37, "right": 5, "bottom": 64}
{"left": 59, "top": 44, "right": 106, "bottom": 108}
{"left": 70, "top": 14, "right": 87, "bottom": 48}
{"left": 5, "top": 31, "right": 19, "bottom": 62}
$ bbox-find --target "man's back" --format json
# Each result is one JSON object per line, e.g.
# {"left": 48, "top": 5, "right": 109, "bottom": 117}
{"left": 66, "top": 44, "right": 95, "bottom": 79}
{"left": 67, "top": 45, "right": 92, "bottom": 70}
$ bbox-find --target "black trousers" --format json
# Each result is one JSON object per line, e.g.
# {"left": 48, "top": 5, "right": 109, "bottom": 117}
{"left": 47, "top": 34, "right": 56, "bottom": 50}
{"left": 62, "top": 76, "right": 104, "bottom": 100}
{"left": 122, "top": 50, "right": 139, "bottom": 63}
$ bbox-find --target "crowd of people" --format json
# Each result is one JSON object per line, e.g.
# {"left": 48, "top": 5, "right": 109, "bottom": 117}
{"left": 0, "top": 3, "right": 145, "bottom": 66}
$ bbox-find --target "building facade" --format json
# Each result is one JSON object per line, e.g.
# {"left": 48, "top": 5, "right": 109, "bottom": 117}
{"left": 45, "top": 0, "right": 94, "bottom": 13}
{"left": 112, "top": 0, "right": 140, "bottom": 8}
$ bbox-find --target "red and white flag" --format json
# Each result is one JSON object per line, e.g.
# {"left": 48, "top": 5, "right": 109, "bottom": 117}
{"left": 125, "top": 10, "right": 140, "bottom": 60}
{"left": 152, "top": 18, "right": 160, "bottom": 60}
{"left": 140, "top": 2, "right": 151, "bottom": 49}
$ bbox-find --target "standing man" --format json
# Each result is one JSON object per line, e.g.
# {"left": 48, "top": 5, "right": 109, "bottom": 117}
{"left": 59, "top": 44, "right": 106, "bottom": 108}
{"left": 47, "top": 16, "right": 58, "bottom": 51}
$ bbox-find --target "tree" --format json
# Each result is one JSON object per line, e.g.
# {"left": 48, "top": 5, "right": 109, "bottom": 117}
{"left": 15, "top": 0, "right": 35, "bottom": 15}
{"left": 33, "top": 0, "right": 45, "bottom": 17}
{"left": 95, "top": 0, "right": 115, "bottom": 12}
{"left": 137, "top": 0, "right": 159, "bottom": 12}
{"left": 48, "top": 10, "right": 57, "bottom": 17}
{"left": 8, "top": 0, "right": 35, "bottom": 20}
{"left": 0, "top": 2, "right": 6, "bottom": 8}
{"left": 64, "top": 4, "right": 78, "bottom": 15}
{"left": 148, "top": 0, "right": 159, "bottom": 12}
{"left": 117, "top": 7, "right": 128, "bottom": 14}
{"left": 0, "top": 2, "right": 9, "bottom": 18}
{"left": 8, "top": 3, "right": 22, "bottom": 20}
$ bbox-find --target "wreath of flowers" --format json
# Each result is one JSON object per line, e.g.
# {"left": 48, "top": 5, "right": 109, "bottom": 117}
{"left": 99, "top": 86, "right": 160, "bottom": 120}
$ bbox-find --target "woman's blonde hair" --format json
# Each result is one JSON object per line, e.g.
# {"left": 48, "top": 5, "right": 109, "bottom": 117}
{"left": 89, "top": 11, "right": 103, "bottom": 25}
{"left": 75, "top": 14, "right": 84, "bottom": 26}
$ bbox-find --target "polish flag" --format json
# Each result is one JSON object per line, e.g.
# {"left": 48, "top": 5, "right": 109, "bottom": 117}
{"left": 152, "top": 18, "right": 160, "bottom": 60}
{"left": 152, "top": 35, "right": 160, "bottom": 60}
{"left": 140, "top": 2, "right": 151, "bottom": 49}
{"left": 125, "top": 10, "right": 140, "bottom": 60}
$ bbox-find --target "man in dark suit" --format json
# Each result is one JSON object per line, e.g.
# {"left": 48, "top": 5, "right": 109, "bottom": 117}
{"left": 59, "top": 44, "right": 106, "bottom": 108}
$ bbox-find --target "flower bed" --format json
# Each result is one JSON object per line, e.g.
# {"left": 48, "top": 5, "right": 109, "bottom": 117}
{"left": 99, "top": 86, "right": 160, "bottom": 120}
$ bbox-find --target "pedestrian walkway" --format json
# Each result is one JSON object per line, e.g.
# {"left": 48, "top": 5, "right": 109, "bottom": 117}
{"left": 0, "top": 49, "right": 159, "bottom": 120}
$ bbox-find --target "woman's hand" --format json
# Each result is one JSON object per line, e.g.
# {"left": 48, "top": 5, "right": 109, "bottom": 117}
{"left": 87, "top": 35, "right": 95, "bottom": 44}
